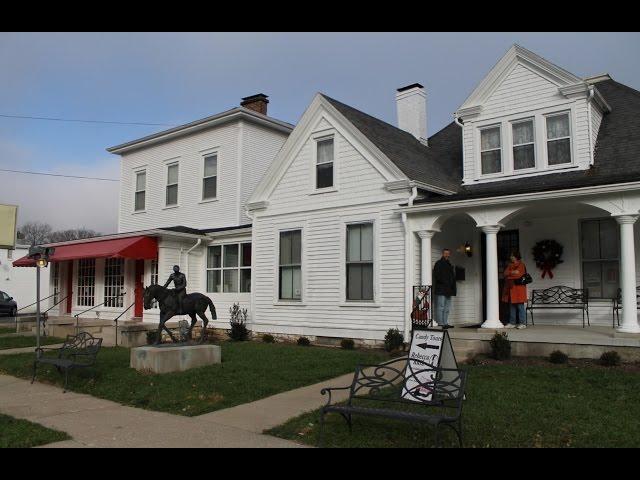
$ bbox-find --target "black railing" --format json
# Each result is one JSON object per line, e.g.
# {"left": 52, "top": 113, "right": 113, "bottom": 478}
{"left": 17, "top": 292, "right": 57, "bottom": 312}
{"left": 39, "top": 292, "right": 72, "bottom": 337}
{"left": 73, "top": 291, "right": 126, "bottom": 334}
{"left": 112, "top": 300, "right": 136, "bottom": 347}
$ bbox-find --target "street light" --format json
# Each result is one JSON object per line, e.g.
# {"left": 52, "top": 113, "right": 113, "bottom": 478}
{"left": 28, "top": 246, "right": 55, "bottom": 358}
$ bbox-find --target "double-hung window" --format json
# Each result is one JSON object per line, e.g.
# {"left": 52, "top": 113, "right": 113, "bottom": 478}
{"left": 279, "top": 230, "right": 302, "bottom": 300}
{"left": 346, "top": 223, "right": 374, "bottom": 301}
{"left": 512, "top": 119, "right": 535, "bottom": 170}
{"left": 581, "top": 218, "right": 619, "bottom": 299}
{"left": 134, "top": 170, "right": 146, "bottom": 211}
{"left": 206, "top": 243, "right": 251, "bottom": 293}
{"left": 316, "top": 137, "right": 334, "bottom": 189}
{"left": 480, "top": 126, "right": 502, "bottom": 175}
{"left": 546, "top": 112, "right": 572, "bottom": 165}
{"left": 203, "top": 154, "right": 217, "bottom": 200}
{"left": 166, "top": 163, "right": 179, "bottom": 206}
{"left": 77, "top": 259, "right": 96, "bottom": 307}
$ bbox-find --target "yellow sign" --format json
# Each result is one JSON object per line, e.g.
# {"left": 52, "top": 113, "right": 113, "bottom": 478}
{"left": 0, "top": 204, "right": 18, "bottom": 249}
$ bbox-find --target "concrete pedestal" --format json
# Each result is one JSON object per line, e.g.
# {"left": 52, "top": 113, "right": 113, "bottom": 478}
{"left": 130, "top": 344, "right": 221, "bottom": 374}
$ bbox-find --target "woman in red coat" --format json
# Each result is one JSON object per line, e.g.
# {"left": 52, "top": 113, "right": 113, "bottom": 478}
{"left": 502, "top": 250, "right": 528, "bottom": 329}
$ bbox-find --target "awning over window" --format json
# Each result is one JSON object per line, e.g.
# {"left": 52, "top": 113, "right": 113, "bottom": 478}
{"left": 12, "top": 236, "right": 158, "bottom": 267}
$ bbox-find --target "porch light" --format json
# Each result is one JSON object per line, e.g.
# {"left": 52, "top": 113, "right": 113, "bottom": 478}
{"left": 35, "top": 257, "right": 48, "bottom": 268}
{"left": 464, "top": 242, "right": 473, "bottom": 257}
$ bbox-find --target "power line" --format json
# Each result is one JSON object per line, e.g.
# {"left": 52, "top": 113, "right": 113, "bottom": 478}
{"left": 0, "top": 168, "right": 119, "bottom": 182}
{"left": 0, "top": 113, "right": 176, "bottom": 127}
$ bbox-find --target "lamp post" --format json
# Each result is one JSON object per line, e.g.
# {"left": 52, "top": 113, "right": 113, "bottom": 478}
{"left": 28, "top": 246, "right": 54, "bottom": 358}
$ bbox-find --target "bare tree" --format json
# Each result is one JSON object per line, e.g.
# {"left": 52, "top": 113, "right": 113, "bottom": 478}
{"left": 49, "top": 228, "right": 100, "bottom": 243}
{"left": 18, "top": 222, "right": 53, "bottom": 246}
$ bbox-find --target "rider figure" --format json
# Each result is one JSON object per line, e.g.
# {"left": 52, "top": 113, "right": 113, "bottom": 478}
{"left": 164, "top": 265, "right": 187, "bottom": 314}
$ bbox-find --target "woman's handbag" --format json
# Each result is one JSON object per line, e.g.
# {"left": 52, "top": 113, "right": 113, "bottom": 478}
{"left": 515, "top": 266, "right": 533, "bottom": 286}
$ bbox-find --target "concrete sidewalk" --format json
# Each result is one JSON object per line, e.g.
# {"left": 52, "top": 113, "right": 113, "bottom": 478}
{"left": 0, "top": 375, "right": 303, "bottom": 448}
{"left": 0, "top": 344, "right": 64, "bottom": 355}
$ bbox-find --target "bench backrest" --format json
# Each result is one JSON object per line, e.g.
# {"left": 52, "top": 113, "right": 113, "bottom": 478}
{"left": 530, "top": 285, "right": 588, "bottom": 305}
{"left": 614, "top": 286, "right": 640, "bottom": 305}
{"left": 59, "top": 332, "right": 103, "bottom": 362}
{"left": 349, "top": 357, "right": 466, "bottom": 413}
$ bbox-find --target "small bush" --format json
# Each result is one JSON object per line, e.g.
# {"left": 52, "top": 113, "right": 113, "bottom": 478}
{"left": 340, "top": 338, "right": 355, "bottom": 350}
{"left": 490, "top": 332, "right": 511, "bottom": 360}
{"left": 297, "top": 336, "right": 311, "bottom": 347}
{"left": 600, "top": 351, "right": 621, "bottom": 367}
{"left": 227, "top": 303, "right": 250, "bottom": 341}
{"left": 384, "top": 328, "right": 404, "bottom": 352}
{"left": 146, "top": 330, "right": 159, "bottom": 345}
{"left": 262, "top": 334, "right": 275, "bottom": 344}
{"left": 549, "top": 350, "right": 569, "bottom": 364}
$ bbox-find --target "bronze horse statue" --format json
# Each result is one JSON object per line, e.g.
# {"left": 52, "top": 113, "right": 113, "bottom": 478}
{"left": 143, "top": 284, "right": 217, "bottom": 344}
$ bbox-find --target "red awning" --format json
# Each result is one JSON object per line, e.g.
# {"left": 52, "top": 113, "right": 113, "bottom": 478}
{"left": 13, "top": 236, "right": 158, "bottom": 267}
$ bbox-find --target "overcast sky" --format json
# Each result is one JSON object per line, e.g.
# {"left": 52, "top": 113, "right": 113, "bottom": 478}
{"left": 1, "top": 32, "right": 639, "bottom": 233}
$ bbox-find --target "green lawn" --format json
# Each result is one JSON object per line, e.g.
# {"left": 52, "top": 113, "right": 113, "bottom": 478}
{"left": 0, "top": 342, "right": 387, "bottom": 416}
{"left": 0, "top": 413, "right": 70, "bottom": 448}
{"left": 0, "top": 327, "right": 15, "bottom": 335}
{"left": 268, "top": 360, "right": 640, "bottom": 448}
{"left": 0, "top": 336, "right": 66, "bottom": 350}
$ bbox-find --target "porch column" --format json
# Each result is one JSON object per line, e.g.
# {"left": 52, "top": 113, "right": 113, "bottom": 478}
{"left": 417, "top": 230, "right": 437, "bottom": 286}
{"left": 480, "top": 225, "right": 503, "bottom": 329}
{"left": 615, "top": 215, "right": 640, "bottom": 333}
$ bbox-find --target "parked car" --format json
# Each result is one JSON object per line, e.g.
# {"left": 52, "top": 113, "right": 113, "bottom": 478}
{"left": 0, "top": 291, "right": 17, "bottom": 317}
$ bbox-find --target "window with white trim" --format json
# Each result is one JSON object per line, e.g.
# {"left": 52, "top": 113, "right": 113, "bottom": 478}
{"left": 346, "top": 223, "right": 374, "bottom": 301}
{"left": 581, "top": 218, "right": 619, "bottom": 299}
{"left": 206, "top": 243, "right": 251, "bottom": 293}
{"left": 104, "top": 258, "right": 125, "bottom": 307}
{"left": 279, "top": 230, "right": 301, "bottom": 300}
{"left": 166, "top": 163, "right": 179, "bottom": 206}
{"left": 134, "top": 170, "right": 146, "bottom": 211}
{"left": 316, "top": 137, "right": 334, "bottom": 189}
{"left": 52, "top": 262, "right": 60, "bottom": 305}
{"left": 202, "top": 154, "right": 217, "bottom": 200}
{"left": 546, "top": 112, "right": 572, "bottom": 165}
{"left": 77, "top": 259, "right": 95, "bottom": 307}
{"left": 480, "top": 126, "right": 502, "bottom": 174}
{"left": 512, "top": 119, "right": 535, "bottom": 170}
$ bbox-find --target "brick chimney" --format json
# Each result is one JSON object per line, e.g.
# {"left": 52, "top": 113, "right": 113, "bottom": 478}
{"left": 241, "top": 93, "right": 269, "bottom": 115}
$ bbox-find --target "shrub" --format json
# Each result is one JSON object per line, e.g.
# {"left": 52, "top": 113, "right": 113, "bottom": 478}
{"left": 600, "top": 351, "right": 621, "bottom": 367}
{"left": 146, "top": 330, "right": 159, "bottom": 345}
{"left": 262, "top": 334, "right": 275, "bottom": 344}
{"left": 297, "top": 336, "right": 311, "bottom": 346}
{"left": 340, "top": 338, "right": 355, "bottom": 350}
{"left": 384, "top": 328, "right": 404, "bottom": 353}
{"left": 489, "top": 332, "right": 511, "bottom": 360}
{"left": 227, "top": 303, "right": 250, "bottom": 341}
{"left": 549, "top": 350, "right": 569, "bottom": 364}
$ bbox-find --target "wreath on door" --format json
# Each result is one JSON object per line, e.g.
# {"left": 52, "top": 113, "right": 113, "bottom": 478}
{"left": 532, "top": 239, "right": 564, "bottom": 279}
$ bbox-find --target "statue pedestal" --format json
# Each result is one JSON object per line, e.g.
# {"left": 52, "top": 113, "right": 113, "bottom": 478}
{"left": 130, "top": 344, "right": 221, "bottom": 374}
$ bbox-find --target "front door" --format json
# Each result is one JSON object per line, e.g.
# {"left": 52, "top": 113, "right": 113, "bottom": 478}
{"left": 481, "top": 229, "right": 520, "bottom": 323}
{"left": 134, "top": 260, "right": 144, "bottom": 318}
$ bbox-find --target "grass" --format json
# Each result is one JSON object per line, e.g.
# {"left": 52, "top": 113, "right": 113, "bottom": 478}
{"left": 0, "top": 413, "right": 70, "bottom": 448}
{"left": 0, "top": 336, "right": 66, "bottom": 350}
{"left": 267, "top": 360, "right": 640, "bottom": 448}
{"left": 0, "top": 327, "right": 15, "bottom": 335}
{"left": 0, "top": 341, "right": 387, "bottom": 416}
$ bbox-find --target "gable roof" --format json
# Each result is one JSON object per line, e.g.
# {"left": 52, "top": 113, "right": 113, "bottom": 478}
{"left": 413, "top": 78, "right": 640, "bottom": 204}
{"left": 320, "top": 94, "right": 462, "bottom": 192}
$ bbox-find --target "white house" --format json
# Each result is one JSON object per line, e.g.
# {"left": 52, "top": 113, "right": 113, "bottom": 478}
{"left": 13, "top": 44, "right": 640, "bottom": 344}
{"left": 1, "top": 244, "right": 49, "bottom": 314}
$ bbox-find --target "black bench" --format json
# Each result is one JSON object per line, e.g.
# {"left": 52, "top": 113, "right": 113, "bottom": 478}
{"left": 526, "top": 285, "right": 590, "bottom": 328}
{"left": 319, "top": 357, "right": 467, "bottom": 447}
{"left": 612, "top": 287, "right": 640, "bottom": 328}
{"left": 32, "top": 332, "right": 103, "bottom": 392}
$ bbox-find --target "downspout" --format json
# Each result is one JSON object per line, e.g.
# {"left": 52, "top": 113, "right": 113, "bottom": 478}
{"left": 587, "top": 85, "right": 595, "bottom": 167}
{"left": 453, "top": 115, "right": 464, "bottom": 128}
{"left": 185, "top": 238, "right": 202, "bottom": 296}
{"left": 402, "top": 185, "right": 419, "bottom": 342}
{"left": 244, "top": 206, "right": 255, "bottom": 327}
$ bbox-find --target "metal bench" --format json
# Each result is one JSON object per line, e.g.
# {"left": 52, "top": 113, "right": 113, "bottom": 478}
{"left": 526, "top": 285, "right": 590, "bottom": 328}
{"left": 32, "top": 332, "right": 103, "bottom": 392}
{"left": 319, "top": 357, "right": 467, "bottom": 447}
{"left": 612, "top": 286, "right": 640, "bottom": 328}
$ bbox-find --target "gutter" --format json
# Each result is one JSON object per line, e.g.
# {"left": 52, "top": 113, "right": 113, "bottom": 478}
{"left": 587, "top": 85, "right": 595, "bottom": 167}
{"left": 401, "top": 185, "right": 419, "bottom": 342}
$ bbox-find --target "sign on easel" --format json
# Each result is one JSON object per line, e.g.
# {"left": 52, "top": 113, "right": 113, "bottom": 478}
{"left": 401, "top": 327, "right": 458, "bottom": 403}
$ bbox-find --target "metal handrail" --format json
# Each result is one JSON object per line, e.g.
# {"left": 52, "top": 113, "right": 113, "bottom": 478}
{"left": 42, "top": 292, "right": 72, "bottom": 315}
{"left": 17, "top": 292, "right": 57, "bottom": 312}
{"left": 74, "top": 291, "right": 126, "bottom": 334}
{"left": 113, "top": 300, "right": 136, "bottom": 347}
{"left": 39, "top": 292, "right": 72, "bottom": 338}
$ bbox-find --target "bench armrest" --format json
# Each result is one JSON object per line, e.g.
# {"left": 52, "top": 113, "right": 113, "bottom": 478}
{"left": 321, "top": 386, "right": 352, "bottom": 407}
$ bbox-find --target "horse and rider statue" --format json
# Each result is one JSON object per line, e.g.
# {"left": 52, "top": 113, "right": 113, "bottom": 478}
{"left": 143, "top": 265, "right": 217, "bottom": 345}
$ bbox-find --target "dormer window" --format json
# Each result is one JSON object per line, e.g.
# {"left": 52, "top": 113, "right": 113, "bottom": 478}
{"left": 512, "top": 119, "right": 535, "bottom": 170}
{"left": 546, "top": 112, "right": 572, "bottom": 165}
{"left": 316, "top": 137, "right": 334, "bottom": 189}
{"left": 480, "top": 126, "right": 502, "bottom": 174}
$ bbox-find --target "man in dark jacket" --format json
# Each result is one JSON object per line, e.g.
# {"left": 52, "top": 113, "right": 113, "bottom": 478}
{"left": 432, "top": 248, "right": 456, "bottom": 328}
